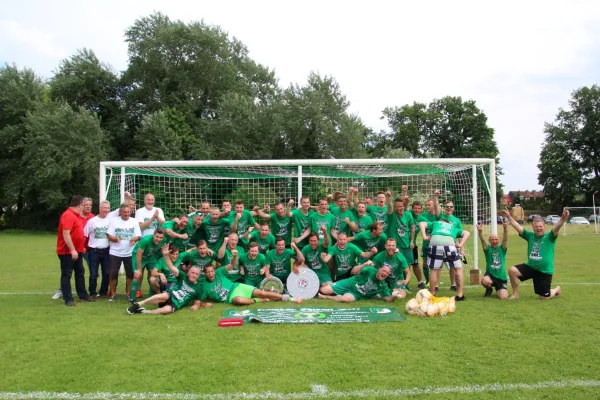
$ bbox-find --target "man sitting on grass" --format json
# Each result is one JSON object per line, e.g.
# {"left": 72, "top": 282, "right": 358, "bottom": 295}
{"left": 318, "top": 263, "right": 401, "bottom": 303}
{"left": 127, "top": 245, "right": 211, "bottom": 315}
{"left": 504, "top": 207, "right": 568, "bottom": 300}
{"left": 202, "top": 257, "right": 303, "bottom": 305}
{"left": 477, "top": 221, "right": 509, "bottom": 299}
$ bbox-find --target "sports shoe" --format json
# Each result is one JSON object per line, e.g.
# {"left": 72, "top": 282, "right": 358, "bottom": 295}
{"left": 65, "top": 301, "right": 75, "bottom": 307}
{"left": 136, "top": 290, "right": 142, "bottom": 298}
{"left": 51, "top": 289, "right": 62, "bottom": 300}
{"left": 484, "top": 287, "right": 493, "bottom": 297}
{"left": 128, "top": 299, "right": 139, "bottom": 310}
{"left": 455, "top": 295, "right": 465, "bottom": 301}
{"left": 450, "top": 285, "right": 457, "bottom": 292}
{"left": 108, "top": 296, "right": 115, "bottom": 302}
{"left": 95, "top": 294, "right": 101, "bottom": 298}
{"left": 127, "top": 302, "right": 142, "bottom": 315}
{"left": 417, "top": 281, "right": 426, "bottom": 289}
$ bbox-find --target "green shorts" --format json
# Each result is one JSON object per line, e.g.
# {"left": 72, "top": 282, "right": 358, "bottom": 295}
{"left": 132, "top": 256, "right": 158, "bottom": 272}
{"left": 314, "top": 270, "right": 333, "bottom": 285}
{"left": 331, "top": 278, "right": 354, "bottom": 296}
{"left": 421, "top": 241, "right": 430, "bottom": 258}
{"left": 399, "top": 248, "right": 414, "bottom": 265}
{"left": 244, "top": 277, "right": 262, "bottom": 288}
{"left": 229, "top": 283, "right": 255, "bottom": 302}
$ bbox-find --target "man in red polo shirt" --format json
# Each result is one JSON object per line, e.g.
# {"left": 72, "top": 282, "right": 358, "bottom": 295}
{"left": 56, "top": 195, "right": 91, "bottom": 306}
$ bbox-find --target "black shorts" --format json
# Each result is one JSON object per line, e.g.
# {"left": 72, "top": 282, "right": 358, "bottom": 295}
{"left": 158, "top": 293, "right": 177, "bottom": 313}
{"left": 334, "top": 270, "right": 352, "bottom": 282}
{"left": 484, "top": 274, "right": 508, "bottom": 292}
{"left": 412, "top": 245, "right": 419, "bottom": 265}
{"left": 515, "top": 264, "right": 553, "bottom": 297}
{"left": 109, "top": 255, "right": 133, "bottom": 279}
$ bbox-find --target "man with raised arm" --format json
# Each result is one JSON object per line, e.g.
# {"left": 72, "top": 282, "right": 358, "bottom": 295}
{"left": 367, "top": 191, "right": 389, "bottom": 230}
{"left": 150, "top": 244, "right": 187, "bottom": 292}
{"left": 265, "top": 237, "right": 303, "bottom": 284}
{"left": 292, "top": 196, "right": 314, "bottom": 249}
{"left": 504, "top": 207, "right": 568, "bottom": 300}
{"left": 135, "top": 193, "right": 165, "bottom": 237}
{"left": 179, "top": 240, "right": 215, "bottom": 282}
{"left": 348, "top": 222, "right": 387, "bottom": 263}
{"left": 372, "top": 238, "right": 411, "bottom": 298}
{"left": 130, "top": 227, "right": 169, "bottom": 300}
{"left": 217, "top": 233, "right": 245, "bottom": 281}
{"left": 352, "top": 201, "right": 374, "bottom": 233}
{"left": 301, "top": 198, "right": 336, "bottom": 244}
{"left": 420, "top": 217, "right": 470, "bottom": 300}
{"left": 435, "top": 198, "right": 463, "bottom": 292}
{"left": 227, "top": 200, "right": 259, "bottom": 247}
{"left": 127, "top": 245, "right": 210, "bottom": 315}
{"left": 202, "top": 256, "right": 303, "bottom": 305}
{"left": 331, "top": 194, "right": 357, "bottom": 240}
{"left": 243, "top": 223, "right": 275, "bottom": 254}
{"left": 162, "top": 214, "right": 190, "bottom": 252}
{"left": 239, "top": 242, "right": 268, "bottom": 287}
{"left": 318, "top": 263, "right": 402, "bottom": 303}
{"left": 201, "top": 208, "right": 234, "bottom": 253}
{"left": 188, "top": 201, "right": 211, "bottom": 219}
{"left": 477, "top": 221, "right": 509, "bottom": 299}
{"left": 320, "top": 232, "right": 376, "bottom": 281}
{"left": 301, "top": 227, "right": 331, "bottom": 286}
{"left": 415, "top": 192, "right": 440, "bottom": 289}
{"left": 386, "top": 191, "right": 416, "bottom": 284}
{"left": 254, "top": 200, "right": 294, "bottom": 246}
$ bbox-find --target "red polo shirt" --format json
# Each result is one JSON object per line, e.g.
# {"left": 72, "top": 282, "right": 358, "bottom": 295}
{"left": 57, "top": 207, "right": 85, "bottom": 255}
{"left": 81, "top": 212, "right": 95, "bottom": 249}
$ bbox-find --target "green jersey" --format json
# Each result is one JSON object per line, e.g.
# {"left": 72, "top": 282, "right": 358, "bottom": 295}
{"left": 351, "top": 230, "right": 387, "bottom": 263}
{"left": 166, "top": 271, "right": 204, "bottom": 310}
{"left": 483, "top": 245, "right": 508, "bottom": 280}
{"left": 228, "top": 210, "right": 256, "bottom": 237}
{"left": 132, "top": 234, "right": 168, "bottom": 271}
{"left": 217, "top": 246, "right": 246, "bottom": 282}
{"left": 201, "top": 267, "right": 239, "bottom": 303}
{"left": 291, "top": 208, "right": 313, "bottom": 247}
{"left": 520, "top": 229, "right": 557, "bottom": 275}
{"left": 441, "top": 213, "right": 463, "bottom": 230}
{"left": 367, "top": 205, "right": 388, "bottom": 230}
{"left": 153, "top": 253, "right": 187, "bottom": 283}
{"left": 239, "top": 252, "right": 267, "bottom": 287}
{"left": 386, "top": 212, "right": 415, "bottom": 249}
{"left": 162, "top": 220, "right": 189, "bottom": 251}
{"left": 417, "top": 211, "right": 438, "bottom": 247}
{"left": 266, "top": 248, "right": 296, "bottom": 281}
{"left": 426, "top": 221, "right": 464, "bottom": 246}
{"left": 355, "top": 214, "right": 374, "bottom": 233}
{"left": 332, "top": 207, "right": 355, "bottom": 236}
{"left": 269, "top": 212, "right": 293, "bottom": 244}
{"left": 407, "top": 211, "right": 422, "bottom": 239}
{"left": 309, "top": 211, "right": 336, "bottom": 243}
{"left": 346, "top": 266, "right": 392, "bottom": 299}
{"left": 180, "top": 251, "right": 214, "bottom": 281}
{"left": 187, "top": 218, "right": 205, "bottom": 249}
{"left": 373, "top": 251, "right": 409, "bottom": 288}
{"left": 246, "top": 231, "right": 275, "bottom": 254}
{"left": 202, "top": 218, "right": 230, "bottom": 251}
{"left": 302, "top": 242, "right": 329, "bottom": 273}
{"left": 328, "top": 243, "right": 363, "bottom": 275}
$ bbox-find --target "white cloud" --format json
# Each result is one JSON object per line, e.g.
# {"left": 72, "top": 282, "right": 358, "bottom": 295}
{"left": 1, "top": 0, "right": 599, "bottom": 191}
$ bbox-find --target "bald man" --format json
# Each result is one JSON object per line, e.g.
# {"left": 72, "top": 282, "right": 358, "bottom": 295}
{"left": 477, "top": 221, "right": 509, "bottom": 299}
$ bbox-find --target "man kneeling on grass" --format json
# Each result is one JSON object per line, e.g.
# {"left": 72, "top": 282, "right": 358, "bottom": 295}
{"left": 127, "top": 245, "right": 211, "bottom": 315}
{"left": 318, "top": 263, "right": 401, "bottom": 303}
{"left": 202, "top": 250, "right": 302, "bottom": 305}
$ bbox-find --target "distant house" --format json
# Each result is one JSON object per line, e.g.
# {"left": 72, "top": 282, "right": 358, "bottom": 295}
{"left": 508, "top": 190, "right": 545, "bottom": 200}
{"left": 502, "top": 194, "right": 513, "bottom": 206}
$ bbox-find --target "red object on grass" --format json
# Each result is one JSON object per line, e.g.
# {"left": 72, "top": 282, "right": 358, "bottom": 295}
{"left": 218, "top": 318, "right": 244, "bottom": 327}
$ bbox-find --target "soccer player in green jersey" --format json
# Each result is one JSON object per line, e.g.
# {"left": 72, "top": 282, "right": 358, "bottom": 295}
{"left": 243, "top": 223, "right": 276, "bottom": 254}
{"left": 477, "top": 221, "right": 509, "bottom": 299}
{"left": 131, "top": 228, "right": 168, "bottom": 300}
{"left": 265, "top": 237, "right": 303, "bottom": 283}
{"left": 352, "top": 201, "right": 374, "bottom": 234}
{"left": 372, "top": 238, "right": 411, "bottom": 298}
{"left": 217, "top": 233, "right": 245, "bottom": 281}
{"left": 420, "top": 218, "right": 470, "bottom": 300}
{"left": 416, "top": 191, "right": 441, "bottom": 288}
{"left": 386, "top": 194, "right": 416, "bottom": 268}
{"left": 298, "top": 198, "right": 336, "bottom": 244}
{"left": 162, "top": 214, "right": 190, "bottom": 252}
{"left": 188, "top": 201, "right": 211, "bottom": 219}
{"left": 254, "top": 200, "right": 294, "bottom": 245}
{"left": 203, "top": 259, "right": 303, "bottom": 305}
{"left": 201, "top": 208, "right": 234, "bottom": 252}
{"left": 348, "top": 221, "right": 387, "bottom": 262}
{"left": 291, "top": 196, "right": 314, "bottom": 248}
{"left": 179, "top": 240, "right": 214, "bottom": 281}
{"left": 435, "top": 197, "right": 464, "bottom": 291}
{"left": 227, "top": 200, "right": 259, "bottom": 243}
{"left": 331, "top": 195, "right": 357, "bottom": 240}
{"left": 239, "top": 242, "right": 268, "bottom": 287}
{"left": 504, "top": 207, "right": 568, "bottom": 300}
{"left": 300, "top": 227, "right": 332, "bottom": 286}
{"left": 366, "top": 191, "right": 389, "bottom": 230}
{"left": 318, "top": 264, "right": 402, "bottom": 302}
{"left": 320, "top": 232, "right": 376, "bottom": 281}
{"left": 127, "top": 245, "right": 212, "bottom": 315}
{"left": 150, "top": 244, "right": 186, "bottom": 291}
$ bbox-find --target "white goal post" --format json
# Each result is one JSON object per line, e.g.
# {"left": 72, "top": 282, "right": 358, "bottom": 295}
{"left": 99, "top": 158, "right": 497, "bottom": 270}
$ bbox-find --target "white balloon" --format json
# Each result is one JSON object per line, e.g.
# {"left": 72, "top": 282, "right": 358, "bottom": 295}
{"left": 426, "top": 303, "right": 439, "bottom": 317}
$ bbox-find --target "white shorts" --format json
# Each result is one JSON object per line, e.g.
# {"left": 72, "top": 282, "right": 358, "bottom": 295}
{"left": 427, "top": 245, "right": 463, "bottom": 270}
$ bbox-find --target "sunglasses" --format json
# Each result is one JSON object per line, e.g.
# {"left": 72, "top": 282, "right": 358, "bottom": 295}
{"left": 445, "top": 206, "right": 454, "bottom": 209}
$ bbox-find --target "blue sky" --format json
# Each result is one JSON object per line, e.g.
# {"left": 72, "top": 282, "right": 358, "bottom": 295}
{"left": 1, "top": 0, "right": 599, "bottom": 191}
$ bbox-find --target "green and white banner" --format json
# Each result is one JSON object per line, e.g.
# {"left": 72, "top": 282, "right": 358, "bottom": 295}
{"left": 220, "top": 307, "right": 407, "bottom": 324}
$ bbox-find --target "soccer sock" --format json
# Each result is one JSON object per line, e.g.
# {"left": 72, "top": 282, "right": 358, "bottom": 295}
{"left": 423, "top": 266, "right": 430, "bottom": 282}
{"left": 282, "top": 294, "right": 290, "bottom": 302}
{"left": 130, "top": 280, "right": 140, "bottom": 300}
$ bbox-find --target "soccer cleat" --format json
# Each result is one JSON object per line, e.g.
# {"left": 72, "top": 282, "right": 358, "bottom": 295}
{"left": 127, "top": 305, "right": 137, "bottom": 315}
{"left": 417, "top": 281, "right": 426, "bottom": 289}
{"left": 51, "top": 289, "right": 63, "bottom": 300}
{"left": 455, "top": 295, "right": 465, "bottom": 301}
{"left": 450, "top": 285, "right": 457, "bottom": 292}
{"left": 135, "top": 306, "right": 146, "bottom": 314}
{"left": 108, "top": 296, "right": 115, "bottom": 302}
{"left": 136, "top": 290, "right": 142, "bottom": 298}
{"left": 484, "top": 287, "right": 493, "bottom": 297}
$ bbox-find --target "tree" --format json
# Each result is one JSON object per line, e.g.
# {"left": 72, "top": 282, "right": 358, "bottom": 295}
{"left": 132, "top": 110, "right": 184, "bottom": 161}
{"left": 539, "top": 85, "right": 600, "bottom": 207}
{"left": 17, "top": 102, "right": 108, "bottom": 228}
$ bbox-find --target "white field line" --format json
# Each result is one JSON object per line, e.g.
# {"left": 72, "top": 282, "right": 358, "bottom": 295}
{"left": 1, "top": 282, "right": 600, "bottom": 296}
{"left": 1, "top": 379, "right": 600, "bottom": 399}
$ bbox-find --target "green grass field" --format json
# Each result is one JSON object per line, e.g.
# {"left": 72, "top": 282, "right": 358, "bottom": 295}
{"left": 1, "top": 228, "right": 599, "bottom": 399}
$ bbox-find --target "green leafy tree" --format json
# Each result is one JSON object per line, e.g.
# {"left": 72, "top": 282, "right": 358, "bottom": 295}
{"left": 132, "top": 110, "right": 183, "bottom": 160}
{"left": 539, "top": 85, "right": 600, "bottom": 207}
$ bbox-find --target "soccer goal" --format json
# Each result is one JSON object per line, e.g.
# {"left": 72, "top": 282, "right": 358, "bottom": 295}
{"left": 99, "top": 158, "right": 498, "bottom": 269}
{"left": 562, "top": 206, "right": 600, "bottom": 235}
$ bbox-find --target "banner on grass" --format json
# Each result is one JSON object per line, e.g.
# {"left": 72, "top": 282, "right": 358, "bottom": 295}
{"left": 220, "top": 307, "right": 407, "bottom": 324}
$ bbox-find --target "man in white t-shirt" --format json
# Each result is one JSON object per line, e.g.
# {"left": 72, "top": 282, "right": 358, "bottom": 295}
{"left": 107, "top": 202, "right": 142, "bottom": 301}
{"left": 135, "top": 193, "right": 165, "bottom": 237}
{"left": 84, "top": 200, "right": 112, "bottom": 297}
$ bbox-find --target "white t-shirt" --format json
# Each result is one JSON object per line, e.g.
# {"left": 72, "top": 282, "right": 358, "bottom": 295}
{"left": 84, "top": 215, "right": 110, "bottom": 249}
{"left": 107, "top": 217, "right": 142, "bottom": 257}
{"left": 135, "top": 207, "right": 165, "bottom": 237}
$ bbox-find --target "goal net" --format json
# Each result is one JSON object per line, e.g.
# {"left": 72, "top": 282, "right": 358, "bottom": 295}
{"left": 100, "top": 159, "right": 497, "bottom": 269}
{"left": 561, "top": 207, "right": 600, "bottom": 236}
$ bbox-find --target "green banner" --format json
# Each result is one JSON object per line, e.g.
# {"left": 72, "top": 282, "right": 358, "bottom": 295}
{"left": 220, "top": 307, "right": 407, "bottom": 324}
